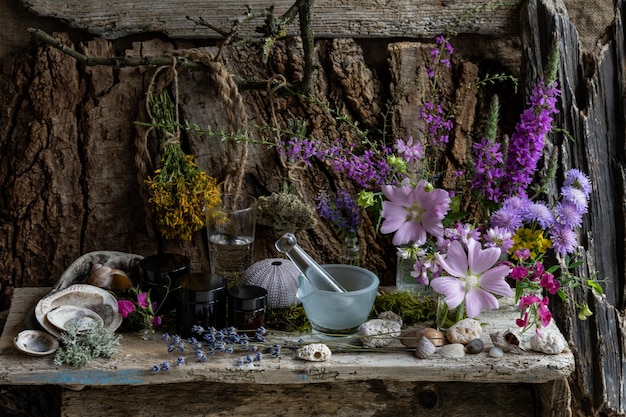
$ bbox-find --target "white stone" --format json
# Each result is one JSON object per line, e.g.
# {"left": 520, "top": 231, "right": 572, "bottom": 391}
{"left": 439, "top": 343, "right": 466, "bottom": 359}
{"left": 358, "top": 319, "right": 402, "bottom": 348}
{"left": 530, "top": 331, "right": 567, "bottom": 355}
{"left": 489, "top": 346, "right": 504, "bottom": 358}
{"left": 296, "top": 343, "right": 332, "bottom": 362}
{"left": 446, "top": 318, "right": 482, "bottom": 344}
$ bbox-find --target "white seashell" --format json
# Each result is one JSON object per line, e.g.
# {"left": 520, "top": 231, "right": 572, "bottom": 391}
{"left": 378, "top": 311, "right": 403, "bottom": 327}
{"left": 358, "top": 319, "right": 402, "bottom": 348}
{"left": 35, "top": 284, "right": 123, "bottom": 337}
{"left": 439, "top": 343, "right": 466, "bottom": 359}
{"left": 414, "top": 336, "right": 436, "bottom": 359}
{"left": 87, "top": 265, "right": 113, "bottom": 288}
{"left": 46, "top": 305, "right": 104, "bottom": 332}
{"left": 489, "top": 329, "right": 525, "bottom": 354}
{"left": 242, "top": 258, "right": 300, "bottom": 308}
{"left": 530, "top": 331, "right": 567, "bottom": 354}
{"left": 296, "top": 343, "right": 332, "bottom": 362}
{"left": 446, "top": 318, "right": 482, "bottom": 344}
{"left": 14, "top": 330, "right": 59, "bottom": 356}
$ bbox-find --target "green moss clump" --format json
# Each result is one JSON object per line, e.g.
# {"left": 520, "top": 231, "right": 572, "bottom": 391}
{"left": 370, "top": 291, "right": 437, "bottom": 326}
{"left": 266, "top": 305, "right": 311, "bottom": 332}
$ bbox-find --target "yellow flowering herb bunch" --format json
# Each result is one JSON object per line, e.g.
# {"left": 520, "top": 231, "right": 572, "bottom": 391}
{"left": 145, "top": 91, "right": 221, "bottom": 240}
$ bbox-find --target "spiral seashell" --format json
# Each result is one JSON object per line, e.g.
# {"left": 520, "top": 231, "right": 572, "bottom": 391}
{"left": 87, "top": 264, "right": 113, "bottom": 289}
{"left": 110, "top": 269, "right": 133, "bottom": 290}
{"left": 242, "top": 258, "right": 300, "bottom": 308}
{"left": 414, "top": 336, "right": 436, "bottom": 359}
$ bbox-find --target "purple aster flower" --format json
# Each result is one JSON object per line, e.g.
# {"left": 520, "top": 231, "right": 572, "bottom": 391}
{"left": 560, "top": 186, "right": 588, "bottom": 214}
{"left": 380, "top": 180, "right": 451, "bottom": 246}
{"left": 490, "top": 205, "right": 523, "bottom": 233}
{"left": 500, "top": 80, "right": 560, "bottom": 197}
{"left": 523, "top": 202, "right": 554, "bottom": 229}
{"left": 553, "top": 201, "right": 583, "bottom": 228}
{"left": 394, "top": 136, "right": 424, "bottom": 163}
{"left": 430, "top": 238, "right": 513, "bottom": 318}
{"left": 549, "top": 224, "right": 578, "bottom": 255}
{"left": 564, "top": 168, "right": 592, "bottom": 196}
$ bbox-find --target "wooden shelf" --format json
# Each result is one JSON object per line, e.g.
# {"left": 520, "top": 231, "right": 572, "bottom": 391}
{"left": 0, "top": 287, "right": 574, "bottom": 417}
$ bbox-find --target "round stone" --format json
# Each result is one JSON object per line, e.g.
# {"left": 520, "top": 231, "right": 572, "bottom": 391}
{"left": 465, "top": 338, "right": 484, "bottom": 354}
{"left": 439, "top": 343, "right": 465, "bottom": 359}
{"left": 489, "top": 346, "right": 504, "bottom": 358}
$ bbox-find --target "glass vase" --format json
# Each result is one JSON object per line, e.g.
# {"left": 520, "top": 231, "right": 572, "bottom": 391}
{"left": 395, "top": 252, "right": 419, "bottom": 293}
{"left": 341, "top": 236, "right": 360, "bottom": 266}
{"left": 139, "top": 317, "right": 156, "bottom": 341}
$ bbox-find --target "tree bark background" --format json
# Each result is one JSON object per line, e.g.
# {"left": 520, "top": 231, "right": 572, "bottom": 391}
{"left": 0, "top": 0, "right": 624, "bottom": 416}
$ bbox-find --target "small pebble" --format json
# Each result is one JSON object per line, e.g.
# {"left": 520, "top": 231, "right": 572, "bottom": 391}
{"left": 439, "top": 343, "right": 465, "bottom": 359}
{"left": 465, "top": 338, "right": 484, "bottom": 354}
{"left": 489, "top": 346, "right": 504, "bottom": 358}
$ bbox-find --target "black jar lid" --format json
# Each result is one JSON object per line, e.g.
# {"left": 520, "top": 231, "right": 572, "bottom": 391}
{"left": 139, "top": 253, "right": 191, "bottom": 283}
{"left": 228, "top": 285, "right": 268, "bottom": 311}
{"left": 179, "top": 273, "right": 227, "bottom": 303}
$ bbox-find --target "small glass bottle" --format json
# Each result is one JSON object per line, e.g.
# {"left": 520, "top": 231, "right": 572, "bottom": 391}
{"left": 228, "top": 285, "right": 267, "bottom": 335}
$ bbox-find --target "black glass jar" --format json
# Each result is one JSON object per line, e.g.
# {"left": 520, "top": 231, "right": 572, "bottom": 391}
{"left": 139, "top": 253, "right": 191, "bottom": 315}
{"left": 228, "top": 285, "right": 267, "bottom": 335}
{"left": 176, "top": 273, "right": 227, "bottom": 338}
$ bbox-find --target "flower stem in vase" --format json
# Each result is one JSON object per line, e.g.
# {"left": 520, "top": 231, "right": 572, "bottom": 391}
{"left": 341, "top": 236, "right": 360, "bottom": 266}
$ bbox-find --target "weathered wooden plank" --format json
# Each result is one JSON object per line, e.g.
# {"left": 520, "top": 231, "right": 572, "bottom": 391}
{"left": 19, "top": 0, "right": 522, "bottom": 40}
{"left": 61, "top": 380, "right": 537, "bottom": 417}
{"left": 0, "top": 288, "right": 574, "bottom": 388}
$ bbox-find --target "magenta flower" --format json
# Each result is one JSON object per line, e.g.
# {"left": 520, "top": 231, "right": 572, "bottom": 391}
{"left": 137, "top": 292, "right": 150, "bottom": 308}
{"left": 431, "top": 238, "right": 513, "bottom": 318}
{"left": 118, "top": 300, "right": 135, "bottom": 318}
{"left": 380, "top": 180, "right": 451, "bottom": 246}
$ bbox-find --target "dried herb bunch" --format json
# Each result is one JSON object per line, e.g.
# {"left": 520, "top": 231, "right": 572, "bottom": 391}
{"left": 54, "top": 322, "right": 122, "bottom": 368}
{"left": 144, "top": 92, "right": 221, "bottom": 240}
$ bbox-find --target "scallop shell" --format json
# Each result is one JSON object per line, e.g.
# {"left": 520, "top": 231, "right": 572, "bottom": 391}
{"left": 35, "top": 284, "right": 122, "bottom": 337}
{"left": 14, "top": 330, "right": 59, "bottom": 356}
{"left": 242, "top": 258, "right": 300, "bottom": 308}
{"left": 46, "top": 305, "right": 104, "bottom": 333}
{"left": 414, "top": 336, "right": 436, "bottom": 359}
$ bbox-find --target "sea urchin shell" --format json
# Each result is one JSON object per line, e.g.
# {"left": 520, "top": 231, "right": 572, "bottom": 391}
{"left": 242, "top": 258, "right": 300, "bottom": 308}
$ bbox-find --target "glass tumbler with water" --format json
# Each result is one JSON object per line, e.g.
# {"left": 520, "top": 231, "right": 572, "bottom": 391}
{"left": 206, "top": 193, "right": 256, "bottom": 283}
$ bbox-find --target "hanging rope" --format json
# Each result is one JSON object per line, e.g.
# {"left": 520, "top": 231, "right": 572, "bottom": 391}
{"left": 178, "top": 49, "right": 250, "bottom": 196}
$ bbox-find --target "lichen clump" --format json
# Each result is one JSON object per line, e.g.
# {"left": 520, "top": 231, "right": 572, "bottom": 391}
{"left": 53, "top": 321, "right": 122, "bottom": 368}
{"left": 256, "top": 191, "right": 317, "bottom": 234}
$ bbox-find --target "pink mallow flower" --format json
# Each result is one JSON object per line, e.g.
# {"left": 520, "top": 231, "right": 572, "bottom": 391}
{"left": 431, "top": 238, "right": 513, "bottom": 318}
{"left": 380, "top": 180, "right": 451, "bottom": 246}
{"left": 118, "top": 300, "right": 136, "bottom": 318}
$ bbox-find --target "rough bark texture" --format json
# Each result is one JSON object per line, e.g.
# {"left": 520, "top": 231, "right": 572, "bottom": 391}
{"left": 521, "top": 0, "right": 626, "bottom": 416}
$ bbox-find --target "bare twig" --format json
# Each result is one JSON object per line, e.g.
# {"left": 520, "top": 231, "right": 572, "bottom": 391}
{"left": 27, "top": 0, "right": 317, "bottom": 93}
